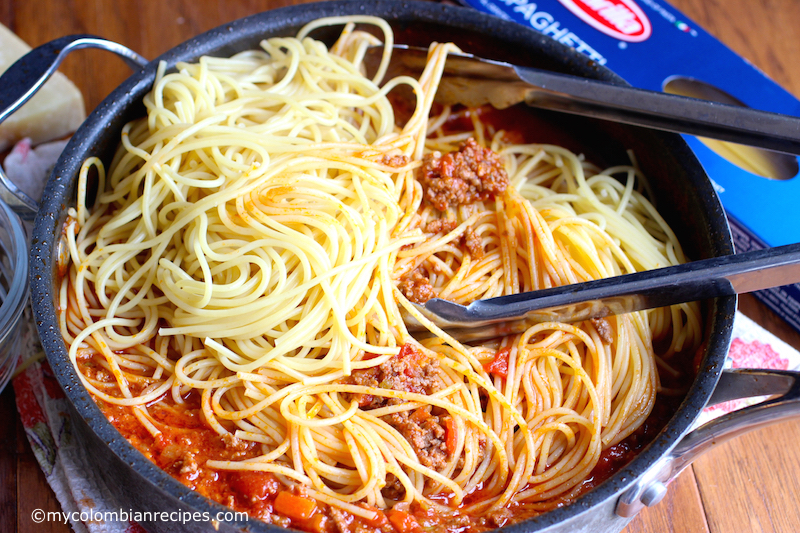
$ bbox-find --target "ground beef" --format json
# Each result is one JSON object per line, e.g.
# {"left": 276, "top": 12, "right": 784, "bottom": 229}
{"left": 178, "top": 452, "right": 199, "bottom": 476}
{"left": 345, "top": 345, "right": 449, "bottom": 496}
{"left": 386, "top": 409, "right": 449, "bottom": 472}
{"left": 381, "top": 474, "right": 406, "bottom": 501}
{"left": 330, "top": 507, "right": 353, "bottom": 533}
{"left": 221, "top": 433, "right": 252, "bottom": 458}
{"left": 462, "top": 227, "right": 484, "bottom": 259}
{"left": 380, "top": 154, "right": 410, "bottom": 167}
{"left": 270, "top": 514, "right": 292, "bottom": 529}
{"left": 346, "top": 344, "right": 439, "bottom": 410}
{"left": 403, "top": 220, "right": 483, "bottom": 299}
{"left": 591, "top": 317, "right": 614, "bottom": 344}
{"left": 417, "top": 138, "right": 509, "bottom": 211}
{"left": 486, "top": 507, "right": 514, "bottom": 528}
{"left": 397, "top": 268, "right": 436, "bottom": 304}
{"left": 423, "top": 218, "right": 458, "bottom": 234}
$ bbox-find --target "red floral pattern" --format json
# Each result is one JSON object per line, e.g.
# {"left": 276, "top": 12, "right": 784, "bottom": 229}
{"left": 41, "top": 361, "right": 66, "bottom": 400}
{"left": 705, "top": 338, "right": 790, "bottom": 414}
{"left": 124, "top": 522, "right": 147, "bottom": 533}
{"left": 727, "top": 338, "right": 790, "bottom": 370}
{"left": 13, "top": 371, "right": 46, "bottom": 429}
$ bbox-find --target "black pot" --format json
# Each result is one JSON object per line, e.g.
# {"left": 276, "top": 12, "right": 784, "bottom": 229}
{"left": 6, "top": 1, "right": 796, "bottom": 532}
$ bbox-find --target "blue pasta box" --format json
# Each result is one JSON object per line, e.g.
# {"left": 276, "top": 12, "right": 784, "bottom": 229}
{"left": 458, "top": 0, "right": 800, "bottom": 332}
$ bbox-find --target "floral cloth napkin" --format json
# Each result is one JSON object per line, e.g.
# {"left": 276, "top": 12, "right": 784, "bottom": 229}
{"left": 7, "top": 138, "right": 800, "bottom": 532}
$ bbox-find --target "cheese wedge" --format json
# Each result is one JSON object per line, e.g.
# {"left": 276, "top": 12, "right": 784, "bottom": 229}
{"left": 0, "top": 23, "right": 86, "bottom": 151}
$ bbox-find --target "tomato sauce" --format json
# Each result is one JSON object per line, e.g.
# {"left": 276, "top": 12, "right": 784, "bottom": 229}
{"left": 82, "top": 337, "right": 692, "bottom": 533}
{"left": 87, "top": 372, "right": 317, "bottom": 530}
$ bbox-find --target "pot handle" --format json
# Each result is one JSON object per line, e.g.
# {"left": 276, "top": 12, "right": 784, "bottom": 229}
{"left": 0, "top": 35, "right": 147, "bottom": 218}
{"left": 616, "top": 367, "right": 800, "bottom": 517}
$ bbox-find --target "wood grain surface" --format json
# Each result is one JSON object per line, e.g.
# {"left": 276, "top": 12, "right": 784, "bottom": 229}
{"left": 1, "top": 1, "right": 799, "bottom": 532}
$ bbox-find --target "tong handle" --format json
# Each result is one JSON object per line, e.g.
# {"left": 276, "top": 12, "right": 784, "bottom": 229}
{"left": 516, "top": 65, "right": 800, "bottom": 155}
{"left": 617, "top": 368, "right": 800, "bottom": 517}
{"left": 368, "top": 45, "right": 800, "bottom": 156}
{"left": 415, "top": 242, "right": 800, "bottom": 341}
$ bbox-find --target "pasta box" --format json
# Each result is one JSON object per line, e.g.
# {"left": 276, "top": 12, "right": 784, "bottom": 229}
{"left": 458, "top": 0, "right": 800, "bottom": 333}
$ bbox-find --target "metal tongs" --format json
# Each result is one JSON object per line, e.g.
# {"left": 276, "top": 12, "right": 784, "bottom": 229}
{"left": 362, "top": 46, "right": 800, "bottom": 340}
{"left": 364, "top": 45, "right": 800, "bottom": 155}
{"left": 404, "top": 242, "right": 800, "bottom": 342}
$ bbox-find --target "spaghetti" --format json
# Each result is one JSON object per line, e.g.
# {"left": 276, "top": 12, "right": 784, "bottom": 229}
{"left": 59, "top": 16, "right": 701, "bottom": 532}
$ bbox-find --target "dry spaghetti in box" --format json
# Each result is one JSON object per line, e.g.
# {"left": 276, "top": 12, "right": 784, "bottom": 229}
{"left": 459, "top": 0, "right": 800, "bottom": 333}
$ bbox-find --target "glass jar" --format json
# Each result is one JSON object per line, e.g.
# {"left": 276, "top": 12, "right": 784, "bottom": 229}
{"left": 0, "top": 200, "right": 28, "bottom": 393}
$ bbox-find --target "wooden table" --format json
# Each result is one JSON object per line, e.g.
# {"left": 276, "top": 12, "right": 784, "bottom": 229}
{"left": 1, "top": 0, "right": 800, "bottom": 532}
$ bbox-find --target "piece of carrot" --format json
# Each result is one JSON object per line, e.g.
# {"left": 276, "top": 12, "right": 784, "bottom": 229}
{"left": 274, "top": 491, "right": 318, "bottom": 521}
{"left": 409, "top": 408, "right": 431, "bottom": 423}
{"left": 398, "top": 343, "right": 424, "bottom": 364}
{"left": 444, "top": 417, "right": 457, "bottom": 456}
{"left": 301, "top": 512, "right": 330, "bottom": 533}
{"left": 360, "top": 507, "right": 389, "bottom": 529}
{"left": 387, "top": 509, "right": 422, "bottom": 533}
{"left": 483, "top": 347, "right": 510, "bottom": 379}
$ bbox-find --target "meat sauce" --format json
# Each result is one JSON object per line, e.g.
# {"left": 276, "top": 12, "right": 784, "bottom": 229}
{"left": 399, "top": 137, "right": 503, "bottom": 303}
{"left": 84, "top": 321, "right": 697, "bottom": 533}
{"left": 417, "top": 137, "right": 509, "bottom": 211}
{"left": 84, "top": 358, "right": 331, "bottom": 532}
{"left": 81, "top": 346, "right": 464, "bottom": 533}
{"left": 344, "top": 345, "right": 452, "bottom": 479}
{"left": 82, "top": 105, "right": 698, "bottom": 533}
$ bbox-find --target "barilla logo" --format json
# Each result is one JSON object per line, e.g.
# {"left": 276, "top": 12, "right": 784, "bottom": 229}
{"left": 558, "top": 0, "right": 652, "bottom": 42}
